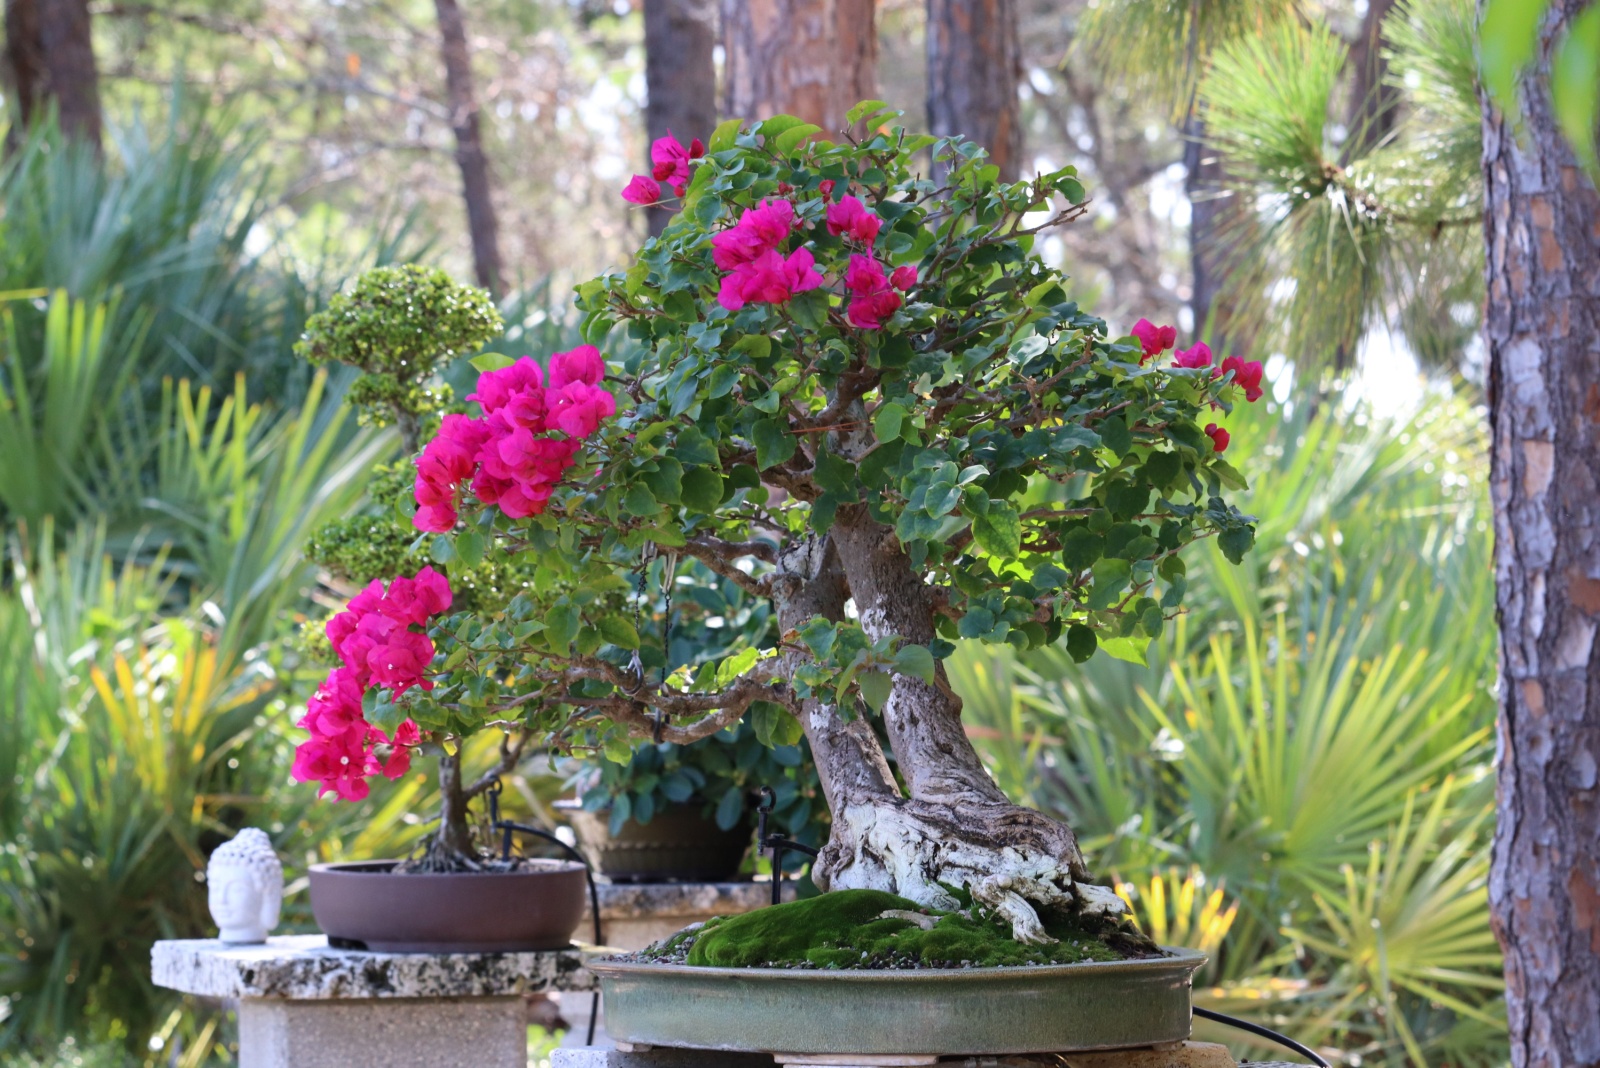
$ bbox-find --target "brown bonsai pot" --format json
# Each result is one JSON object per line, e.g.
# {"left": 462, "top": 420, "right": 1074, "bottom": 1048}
{"left": 308, "top": 859, "right": 587, "bottom": 952}
{"left": 559, "top": 801, "right": 752, "bottom": 883}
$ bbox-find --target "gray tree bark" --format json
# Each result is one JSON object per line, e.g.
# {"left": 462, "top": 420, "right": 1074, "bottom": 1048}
{"left": 925, "top": 0, "right": 1023, "bottom": 182}
{"left": 720, "top": 0, "right": 877, "bottom": 134}
{"left": 433, "top": 0, "right": 505, "bottom": 297}
{"left": 1482, "top": 1, "right": 1600, "bottom": 1064}
{"left": 3, "top": 0, "right": 102, "bottom": 153}
{"left": 644, "top": 0, "right": 718, "bottom": 236}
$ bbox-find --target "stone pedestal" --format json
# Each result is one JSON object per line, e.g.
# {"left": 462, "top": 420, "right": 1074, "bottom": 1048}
{"left": 153, "top": 935, "right": 595, "bottom": 1068}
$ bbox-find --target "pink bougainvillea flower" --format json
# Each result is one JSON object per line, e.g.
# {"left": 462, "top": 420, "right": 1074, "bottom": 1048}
{"left": 826, "top": 195, "right": 882, "bottom": 244}
{"left": 299, "top": 667, "right": 367, "bottom": 738}
{"left": 549, "top": 381, "right": 619, "bottom": 439}
{"left": 468, "top": 358, "right": 543, "bottom": 414}
{"left": 1220, "top": 355, "right": 1265, "bottom": 402}
{"left": 379, "top": 566, "right": 453, "bottom": 626}
{"left": 1131, "top": 319, "right": 1177, "bottom": 363}
{"left": 891, "top": 265, "right": 918, "bottom": 292}
{"left": 1204, "top": 422, "right": 1231, "bottom": 453}
{"left": 818, "top": 179, "right": 836, "bottom": 198}
{"left": 549, "top": 344, "right": 606, "bottom": 389}
{"left": 843, "top": 254, "right": 902, "bottom": 329}
{"left": 621, "top": 175, "right": 661, "bottom": 205}
{"left": 649, "top": 131, "right": 705, "bottom": 197}
{"left": 1173, "top": 341, "right": 1214, "bottom": 369}
{"left": 366, "top": 629, "right": 436, "bottom": 694}
{"left": 717, "top": 246, "right": 822, "bottom": 312}
{"left": 711, "top": 199, "right": 796, "bottom": 269}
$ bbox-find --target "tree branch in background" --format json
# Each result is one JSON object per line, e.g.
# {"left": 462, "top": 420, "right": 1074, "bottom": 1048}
{"left": 433, "top": 0, "right": 504, "bottom": 297}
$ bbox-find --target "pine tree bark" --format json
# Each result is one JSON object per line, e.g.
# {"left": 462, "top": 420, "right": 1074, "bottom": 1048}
{"left": 433, "top": 0, "right": 505, "bottom": 298}
{"left": 1184, "top": 117, "right": 1228, "bottom": 347}
{"left": 1482, "top": 2, "right": 1600, "bottom": 1064}
{"left": 925, "top": 0, "right": 1022, "bottom": 182}
{"left": 720, "top": 0, "right": 877, "bottom": 133}
{"left": 3, "top": 0, "right": 102, "bottom": 153}
{"left": 1345, "top": 0, "right": 1398, "bottom": 158}
{"left": 644, "top": 0, "right": 718, "bottom": 237}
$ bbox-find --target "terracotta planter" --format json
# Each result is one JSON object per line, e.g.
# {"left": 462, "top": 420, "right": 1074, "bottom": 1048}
{"left": 308, "top": 859, "right": 587, "bottom": 953}
{"left": 560, "top": 801, "right": 752, "bottom": 883}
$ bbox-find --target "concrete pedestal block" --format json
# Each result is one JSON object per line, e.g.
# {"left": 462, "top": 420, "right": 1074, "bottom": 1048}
{"left": 238, "top": 996, "right": 526, "bottom": 1068}
{"left": 153, "top": 935, "right": 597, "bottom": 1067}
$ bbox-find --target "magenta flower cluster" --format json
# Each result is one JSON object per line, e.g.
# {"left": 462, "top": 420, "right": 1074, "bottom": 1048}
{"left": 413, "top": 346, "right": 616, "bottom": 532}
{"left": 1130, "top": 318, "right": 1265, "bottom": 454}
{"left": 291, "top": 567, "right": 452, "bottom": 800}
{"left": 621, "top": 132, "right": 706, "bottom": 205}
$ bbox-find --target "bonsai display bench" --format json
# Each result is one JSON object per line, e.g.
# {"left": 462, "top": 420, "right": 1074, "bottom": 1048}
{"left": 152, "top": 934, "right": 597, "bottom": 1068}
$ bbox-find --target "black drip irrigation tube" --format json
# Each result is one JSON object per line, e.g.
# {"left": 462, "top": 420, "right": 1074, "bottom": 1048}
{"left": 1193, "top": 1006, "right": 1330, "bottom": 1067}
{"left": 485, "top": 781, "right": 603, "bottom": 1046}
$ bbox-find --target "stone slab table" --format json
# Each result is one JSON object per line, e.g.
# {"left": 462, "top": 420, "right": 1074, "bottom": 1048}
{"left": 153, "top": 934, "right": 596, "bottom": 1068}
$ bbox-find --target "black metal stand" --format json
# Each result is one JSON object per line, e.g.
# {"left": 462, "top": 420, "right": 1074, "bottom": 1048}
{"left": 755, "top": 786, "right": 819, "bottom": 906}
{"left": 485, "top": 780, "right": 603, "bottom": 1046}
{"left": 1192, "top": 1006, "right": 1330, "bottom": 1067}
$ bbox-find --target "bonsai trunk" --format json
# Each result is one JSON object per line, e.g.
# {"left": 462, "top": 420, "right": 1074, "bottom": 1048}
{"left": 773, "top": 507, "right": 1129, "bottom": 944}
{"left": 398, "top": 747, "right": 483, "bottom": 872}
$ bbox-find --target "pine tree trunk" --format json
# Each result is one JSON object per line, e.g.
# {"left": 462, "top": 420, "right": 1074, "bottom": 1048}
{"left": 1184, "top": 116, "right": 1227, "bottom": 346}
{"left": 925, "top": 0, "right": 1022, "bottom": 182}
{"left": 644, "top": 0, "right": 718, "bottom": 237}
{"left": 3, "top": 0, "right": 102, "bottom": 154}
{"left": 1481, "top": 2, "right": 1600, "bottom": 1063}
{"left": 1345, "top": 0, "right": 1398, "bottom": 158}
{"left": 434, "top": 0, "right": 505, "bottom": 298}
{"left": 720, "top": 0, "right": 877, "bottom": 133}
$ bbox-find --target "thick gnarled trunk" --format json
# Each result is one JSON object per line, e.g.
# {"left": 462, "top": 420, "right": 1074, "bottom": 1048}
{"left": 1482, "top": 2, "right": 1600, "bottom": 1062}
{"left": 771, "top": 510, "right": 1123, "bottom": 944}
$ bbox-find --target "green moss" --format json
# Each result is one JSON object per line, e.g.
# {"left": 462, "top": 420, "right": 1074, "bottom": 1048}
{"left": 685, "top": 888, "right": 1137, "bottom": 970}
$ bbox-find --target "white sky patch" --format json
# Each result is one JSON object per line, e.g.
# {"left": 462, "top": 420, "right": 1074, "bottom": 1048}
{"left": 1348, "top": 324, "right": 1426, "bottom": 420}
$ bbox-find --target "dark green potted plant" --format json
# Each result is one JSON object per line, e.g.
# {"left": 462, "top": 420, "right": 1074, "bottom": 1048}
{"left": 561, "top": 721, "right": 825, "bottom": 883}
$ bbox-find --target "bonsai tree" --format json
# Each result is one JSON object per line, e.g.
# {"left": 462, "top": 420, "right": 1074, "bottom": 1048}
{"left": 293, "top": 109, "right": 1262, "bottom": 944}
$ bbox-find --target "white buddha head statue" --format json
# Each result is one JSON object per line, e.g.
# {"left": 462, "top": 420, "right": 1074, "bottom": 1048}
{"left": 207, "top": 828, "right": 283, "bottom": 944}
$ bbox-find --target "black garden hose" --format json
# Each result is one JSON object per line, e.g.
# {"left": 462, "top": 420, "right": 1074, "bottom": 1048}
{"left": 1193, "top": 1005, "right": 1331, "bottom": 1067}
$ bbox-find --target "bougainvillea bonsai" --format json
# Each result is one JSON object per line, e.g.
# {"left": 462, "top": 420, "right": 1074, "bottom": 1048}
{"left": 294, "top": 104, "right": 1263, "bottom": 945}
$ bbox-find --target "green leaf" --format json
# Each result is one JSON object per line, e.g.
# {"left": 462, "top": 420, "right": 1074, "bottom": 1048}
{"left": 598, "top": 616, "right": 641, "bottom": 650}
{"left": 971, "top": 500, "right": 1022, "bottom": 559}
{"left": 454, "top": 528, "right": 485, "bottom": 569}
{"left": 859, "top": 670, "right": 893, "bottom": 712}
{"left": 846, "top": 99, "right": 891, "bottom": 125}
{"left": 715, "top": 787, "right": 745, "bottom": 830}
{"left": 892, "top": 644, "right": 936, "bottom": 684}
{"left": 753, "top": 418, "right": 796, "bottom": 470}
{"left": 469, "top": 352, "right": 516, "bottom": 373}
{"left": 1553, "top": 4, "right": 1600, "bottom": 174}
{"left": 1099, "top": 415, "right": 1132, "bottom": 457}
{"left": 1218, "top": 525, "right": 1255, "bottom": 565}
{"left": 874, "top": 402, "right": 906, "bottom": 442}
{"left": 675, "top": 426, "right": 719, "bottom": 467}
{"left": 642, "top": 457, "right": 684, "bottom": 504}
{"left": 774, "top": 123, "right": 824, "bottom": 155}
{"left": 1210, "top": 458, "right": 1249, "bottom": 491}
{"left": 788, "top": 288, "right": 831, "bottom": 329}
{"left": 624, "top": 483, "right": 663, "bottom": 517}
{"left": 681, "top": 467, "right": 724, "bottom": 512}
{"left": 1065, "top": 624, "right": 1097, "bottom": 663}
{"left": 1481, "top": 0, "right": 1547, "bottom": 116}
{"left": 799, "top": 619, "right": 836, "bottom": 658}
{"left": 1100, "top": 635, "right": 1152, "bottom": 666}
{"left": 663, "top": 290, "right": 699, "bottom": 323}
{"left": 814, "top": 446, "right": 856, "bottom": 497}
{"left": 732, "top": 335, "right": 772, "bottom": 360}
{"left": 430, "top": 534, "right": 457, "bottom": 565}
{"left": 1061, "top": 527, "right": 1104, "bottom": 573}
{"left": 709, "top": 116, "right": 744, "bottom": 153}
{"left": 1086, "top": 557, "right": 1132, "bottom": 610}
{"left": 547, "top": 603, "right": 581, "bottom": 650}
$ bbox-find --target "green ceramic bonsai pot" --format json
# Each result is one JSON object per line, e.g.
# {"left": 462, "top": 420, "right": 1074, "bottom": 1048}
{"left": 587, "top": 948, "right": 1206, "bottom": 1057}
